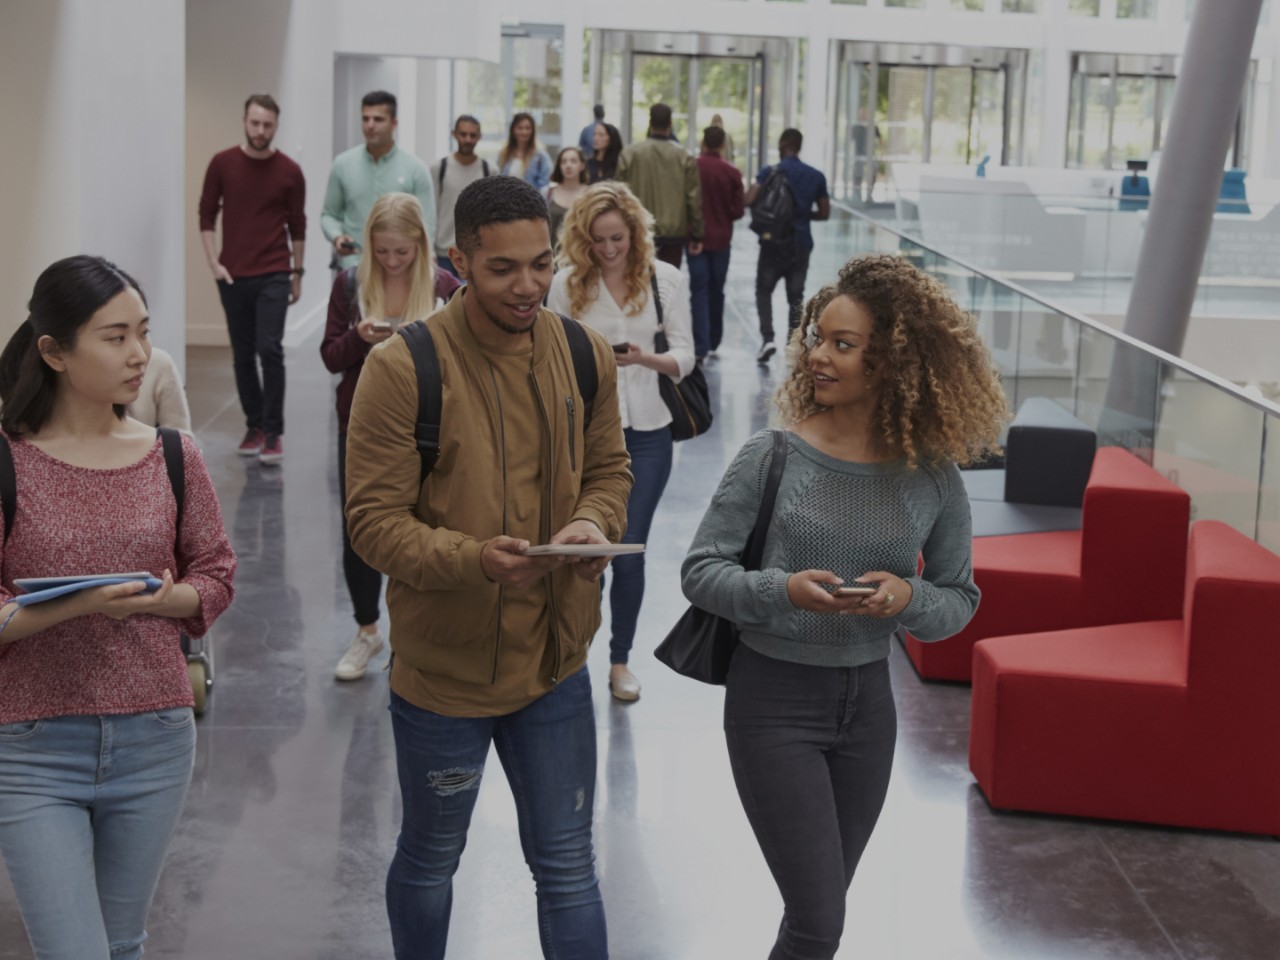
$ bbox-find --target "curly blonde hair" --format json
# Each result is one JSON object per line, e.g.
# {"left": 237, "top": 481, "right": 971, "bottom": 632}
{"left": 555, "top": 181, "right": 656, "bottom": 317}
{"left": 775, "top": 254, "right": 1008, "bottom": 467}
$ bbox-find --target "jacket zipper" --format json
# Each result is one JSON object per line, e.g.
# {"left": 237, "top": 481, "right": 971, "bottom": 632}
{"left": 530, "top": 373, "right": 563, "bottom": 688}
{"left": 490, "top": 362, "right": 509, "bottom": 686}
{"left": 565, "top": 396, "right": 577, "bottom": 472}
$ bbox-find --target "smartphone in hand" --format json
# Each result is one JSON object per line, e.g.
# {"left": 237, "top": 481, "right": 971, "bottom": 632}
{"left": 612, "top": 342, "right": 630, "bottom": 354}
{"left": 833, "top": 585, "right": 878, "bottom": 598}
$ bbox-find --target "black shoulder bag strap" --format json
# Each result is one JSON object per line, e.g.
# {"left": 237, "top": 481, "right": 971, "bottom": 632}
{"left": 650, "top": 273, "right": 669, "bottom": 353}
{"left": 742, "top": 429, "right": 789, "bottom": 570}
{"left": 0, "top": 429, "right": 185, "bottom": 546}
{"left": 439, "top": 156, "right": 447, "bottom": 183}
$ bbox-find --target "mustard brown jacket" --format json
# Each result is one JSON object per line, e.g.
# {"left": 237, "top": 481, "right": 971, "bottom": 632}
{"left": 345, "top": 290, "right": 633, "bottom": 716}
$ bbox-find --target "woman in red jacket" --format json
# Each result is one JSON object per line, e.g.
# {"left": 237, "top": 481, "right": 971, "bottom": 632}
{"left": 320, "top": 193, "right": 460, "bottom": 682}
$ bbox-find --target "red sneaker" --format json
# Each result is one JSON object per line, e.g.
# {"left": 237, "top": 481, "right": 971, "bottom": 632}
{"left": 238, "top": 428, "right": 265, "bottom": 456}
{"left": 259, "top": 433, "right": 284, "bottom": 465}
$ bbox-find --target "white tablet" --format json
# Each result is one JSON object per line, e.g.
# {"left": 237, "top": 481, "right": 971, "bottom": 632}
{"left": 522, "top": 544, "right": 645, "bottom": 558}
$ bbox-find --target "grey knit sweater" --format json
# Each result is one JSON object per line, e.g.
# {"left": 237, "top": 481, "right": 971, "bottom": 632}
{"left": 681, "top": 429, "right": 979, "bottom": 668}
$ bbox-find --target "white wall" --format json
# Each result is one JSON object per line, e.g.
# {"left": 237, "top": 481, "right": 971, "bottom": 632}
{"left": 0, "top": 0, "right": 186, "bottom": 368}
{"left": 185, "top": 0, "right": 501, "bottom": 348}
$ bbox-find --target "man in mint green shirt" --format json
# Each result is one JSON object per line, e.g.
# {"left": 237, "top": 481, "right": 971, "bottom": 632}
{"left": 321, "top": 90, "right": 436, "bottom": 270}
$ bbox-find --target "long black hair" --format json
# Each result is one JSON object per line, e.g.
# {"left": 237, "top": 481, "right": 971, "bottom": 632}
{"left": 590, "top": 123, "right": 623, "bottom": 182}
{"left": 0, "top": 255, "right": 146, "bottom": 437}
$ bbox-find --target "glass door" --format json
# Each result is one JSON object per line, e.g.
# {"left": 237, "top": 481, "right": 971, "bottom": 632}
{"left": 694, "top": 58, "right": 755, "bottom": 177}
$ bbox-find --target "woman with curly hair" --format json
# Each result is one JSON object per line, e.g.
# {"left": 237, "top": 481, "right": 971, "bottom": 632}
{"left": 682, "top": 253, "right": 1007, "bottom": 960}
{"left": 547, "top": 181, "right": 695, "bottom": 702}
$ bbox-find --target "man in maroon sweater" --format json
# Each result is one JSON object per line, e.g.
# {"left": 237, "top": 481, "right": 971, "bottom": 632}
{"left": 199, "top": 94, "right": 307, "bottom": 464}
{"left": 688, "top": 125, "right": 744, "bottom": 360}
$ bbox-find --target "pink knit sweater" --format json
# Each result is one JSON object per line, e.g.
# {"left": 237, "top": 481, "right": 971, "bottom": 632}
{"left": 0, "top": 431, "right": 236, "bottom": 724}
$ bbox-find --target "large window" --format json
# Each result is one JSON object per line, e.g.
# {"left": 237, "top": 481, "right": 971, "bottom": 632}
{"left": 450, "top": 25, "right": 564, "bottom": 164}
{"left": 1066, "top": 53, "right": 1257, "bottom": 172}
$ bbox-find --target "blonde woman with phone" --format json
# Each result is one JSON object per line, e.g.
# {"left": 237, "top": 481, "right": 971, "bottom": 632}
{"left": 682, "top": 254, "right": 1007, "bottom": 960}
{"left": 547, "top": 181, "right": 695, "bottom": 702}
{"left": 321, "top": 192, "right": 460, "bottom": 681}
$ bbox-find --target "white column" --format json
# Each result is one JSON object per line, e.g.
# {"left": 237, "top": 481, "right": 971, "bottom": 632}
{"left": 1041, "top": 1, "right": 1072, "bottom": 167}
{"left": 804, "top": 28, "right": 831, "bottom": 180}
{"left": 562, "top": 16, "right": 585, "bottom": 154}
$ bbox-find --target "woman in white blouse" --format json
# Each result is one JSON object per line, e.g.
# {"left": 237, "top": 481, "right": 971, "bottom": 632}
{"left": 548, "top": 182, "right": 695, "bottom": 702}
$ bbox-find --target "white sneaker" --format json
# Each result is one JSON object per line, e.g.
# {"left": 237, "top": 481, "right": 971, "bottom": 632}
{"left": 756, "top": 341, "right": 777, "bottom": 364}
{"left": 335, "top": 630, "right": 385, "bottom": 681}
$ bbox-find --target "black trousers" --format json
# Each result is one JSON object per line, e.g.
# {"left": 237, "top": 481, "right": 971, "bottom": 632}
{"left": 724, "top": 644, "right": 897, "bottom": 960}
{"left": 338, "top": 431, "right": 382, "bottom": 627}
{"left": 755, "top": 243, "right": 812, "bottom": 343}
{"left": 217, "top": 271, "right": 289, "bottom": 436}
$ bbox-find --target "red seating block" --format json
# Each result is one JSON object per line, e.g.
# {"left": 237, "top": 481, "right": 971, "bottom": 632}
{"left": 969, "top": 521, "right": 1280, "bottom": 835}
{"left": 904, "top": 447, "right": 1190, "bottom": 682}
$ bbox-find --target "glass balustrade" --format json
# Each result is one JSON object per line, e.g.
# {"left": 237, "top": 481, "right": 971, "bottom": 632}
{"left": 820, "top": 203, "right": 1280, "bottom": 548}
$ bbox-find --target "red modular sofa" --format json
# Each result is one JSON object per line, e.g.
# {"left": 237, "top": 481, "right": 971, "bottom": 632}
{"left": 903, "top": 447, "right": 1190, "bottom": 682}
{"left": 969, "top": 521, "right": 1280, "bottom": 835}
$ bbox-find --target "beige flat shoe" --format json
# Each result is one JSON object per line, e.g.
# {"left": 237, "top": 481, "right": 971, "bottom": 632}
{"left": 609, "top": 666, "right": 641, "bottom": 702}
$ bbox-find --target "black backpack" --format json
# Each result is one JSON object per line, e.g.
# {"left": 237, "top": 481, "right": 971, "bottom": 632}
{"left": 749, "top": 165, "right": 797, "bottom": 244}
{"left": 396, "top": 316, "right": 598, "bottom": 486}
{"left": 0, "top": 427, "right": 185, "bottom": 545}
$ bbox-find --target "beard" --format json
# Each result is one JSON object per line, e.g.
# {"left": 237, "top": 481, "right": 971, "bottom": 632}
{"left": 246, "top": 133, "right": 273, "bottom": 152}
{"left": 485, "top": 307, "right": 538, "bottom": 336}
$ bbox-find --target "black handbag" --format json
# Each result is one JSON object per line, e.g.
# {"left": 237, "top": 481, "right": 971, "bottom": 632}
{"left": 654, "top": 429, "right": 789, "bottom": 684}
{"left": 651, "top": 274, "right": 713, "bottom": 441}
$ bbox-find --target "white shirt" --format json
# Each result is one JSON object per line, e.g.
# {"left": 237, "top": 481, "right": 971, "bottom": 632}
{"left": 547, "top": 260, "right": 696, "bottom": 432}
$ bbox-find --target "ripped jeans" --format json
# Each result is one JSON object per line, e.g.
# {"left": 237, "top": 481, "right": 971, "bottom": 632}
{"left": 386, "top": 670, "right": 607, "bottom": 959}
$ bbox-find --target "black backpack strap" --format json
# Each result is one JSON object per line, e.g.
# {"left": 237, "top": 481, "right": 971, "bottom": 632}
{"left": 0, "top": 434, "right": 14, "bottom": 546}
{"left": 396, "top": 315, "right": 597, "bottom": 487}
{"left": 557, "top": 314, "right": 598, "bottom": 429}
{"left": 439, "top": 156, "right": 447, "bottom": 183}
{"left": 481, "top": 160, "right": 491, "bottom": 177}
{"left": 159, "top": 427, "right": 185, "bottom": 540}
{"left": 398, "top": 321, "right": 443, "bottom": 486}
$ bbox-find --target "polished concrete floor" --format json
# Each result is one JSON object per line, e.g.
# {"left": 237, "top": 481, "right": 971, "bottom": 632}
{"left": 3, "top": 228, "right": 1280, "bottom": 959}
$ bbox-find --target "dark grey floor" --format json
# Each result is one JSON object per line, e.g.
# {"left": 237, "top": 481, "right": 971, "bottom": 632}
{"left": 3, "top": 226, "right": 1279, "bottom": 959}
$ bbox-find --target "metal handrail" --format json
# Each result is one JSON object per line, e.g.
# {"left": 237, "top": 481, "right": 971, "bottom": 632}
{"left": 831, "top": 199, "right": 1280, "bottom": 419}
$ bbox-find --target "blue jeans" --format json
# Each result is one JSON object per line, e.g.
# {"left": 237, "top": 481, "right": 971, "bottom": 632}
{"left": 386, "top": 670, "right": 607, "bottom": 960}
{"left": 217, "top": 271, "right": 290, "bottom": 436}
{"left": 0, "top": 710, "right": 197, "bottom": 960}
{"left": 609, "top": 427, "right": 673, "bottom": 665}
{"left": 725, "top": 646, "right": 897, "bottom": 960}
{"left": 687, "top": 248, "right": 732, "bottom": 357}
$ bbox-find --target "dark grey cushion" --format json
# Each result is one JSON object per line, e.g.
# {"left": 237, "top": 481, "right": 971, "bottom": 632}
{"left": 1003, "top": 398, "right": 1096, "bottom": 508}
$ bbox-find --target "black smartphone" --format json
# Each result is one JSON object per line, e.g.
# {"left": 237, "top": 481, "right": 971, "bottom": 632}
{"left": 612, "top": 342, "right": 630, "bottom": 354}
{"left": 339, "top": 239, "right": 359, "bottom": 253}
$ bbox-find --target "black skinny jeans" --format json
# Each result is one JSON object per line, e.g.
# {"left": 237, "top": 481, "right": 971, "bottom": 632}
{"left": 724, "top": 644, "right": 897, "bottom": 960}
{"left": 217, "top": 271, "right": 290, "bottom": 436}
{"left": 337, "top": 431, "right": 382, "bottom": 627}
{"left": 755, "top": 243, "right": 812, "bottom": 343}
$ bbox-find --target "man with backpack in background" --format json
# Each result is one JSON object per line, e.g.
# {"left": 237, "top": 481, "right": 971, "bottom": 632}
{"left": 748, "top": 127, "right": 830, "bottom": 364}
{"left": 343, "top": 175, "right": 631, "bottom": 960}
{"left": 433, "top": 114, "right": 490, "bottom": 279}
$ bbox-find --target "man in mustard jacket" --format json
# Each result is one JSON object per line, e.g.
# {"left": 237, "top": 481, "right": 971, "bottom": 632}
{"left": 345, "top": 175, "right": 632, "bottom": 960}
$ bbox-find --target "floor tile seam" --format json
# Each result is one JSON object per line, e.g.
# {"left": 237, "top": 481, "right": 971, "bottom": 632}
{"left": 194, "top": 391, "right": 242, "bottom": 436}
{"left": 1095, "top": 832, "right": 1188, "bottom": 960}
